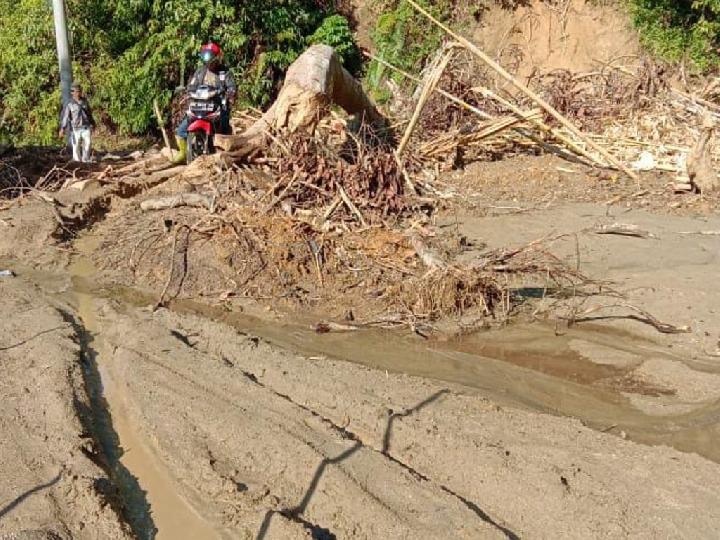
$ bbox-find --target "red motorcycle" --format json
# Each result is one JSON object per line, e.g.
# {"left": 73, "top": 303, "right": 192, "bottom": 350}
{"left": 186, "top": 84, "right": 227, "bottom": 163}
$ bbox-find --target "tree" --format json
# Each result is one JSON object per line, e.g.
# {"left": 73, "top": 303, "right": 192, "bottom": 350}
{"left": 630, "top": 0, "right": 720, "bottom": 71}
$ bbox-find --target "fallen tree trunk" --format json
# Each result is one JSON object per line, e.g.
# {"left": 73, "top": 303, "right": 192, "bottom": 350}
{"left": 226, "top": 45, "right": 386, "bottom": 153}
{"left": 140, "top": 193, "right": 214, "bottom": 212}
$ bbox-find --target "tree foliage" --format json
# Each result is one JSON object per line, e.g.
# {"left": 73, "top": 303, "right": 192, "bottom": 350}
{"left": 629, "top": 0, "right": 720, "bottom": 71}
{"left": 366, "top": 0, "right": 452, "bottom": 102}
{"left": 0, "top": 0, "right": 358, "bottom": 144}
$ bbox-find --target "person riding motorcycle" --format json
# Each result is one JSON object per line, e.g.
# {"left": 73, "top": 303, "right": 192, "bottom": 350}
{"left": 172, "top": 42, "right": 237, "bottom": 163}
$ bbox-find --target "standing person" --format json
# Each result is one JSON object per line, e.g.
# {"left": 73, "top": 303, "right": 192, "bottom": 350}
{"left": 172, "top": 42, "right": 237, "bottom": 164}
{"left": 59, "top": 83, "right": 96, "bottom": 163}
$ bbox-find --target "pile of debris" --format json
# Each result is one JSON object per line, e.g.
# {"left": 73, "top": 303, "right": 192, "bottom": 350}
{"left": 0, "top": 147, "right": 72, "bottom": 201}
{"left": 367, "top": 0, "right": 719, "bottom": 198}
{"left": 84, "top": 42, "right": 593, "bottom": 329}
{"left": 113, "top": 123, "right": 585, "bottom": 328}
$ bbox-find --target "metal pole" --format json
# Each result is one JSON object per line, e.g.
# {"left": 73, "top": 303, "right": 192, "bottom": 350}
{"left": 52, "top": 0, "right": 72, "bottom": 106}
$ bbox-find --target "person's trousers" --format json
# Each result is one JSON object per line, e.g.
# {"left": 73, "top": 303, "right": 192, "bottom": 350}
{"left": 71, "top": 127, "right": 92, "bottom": 162}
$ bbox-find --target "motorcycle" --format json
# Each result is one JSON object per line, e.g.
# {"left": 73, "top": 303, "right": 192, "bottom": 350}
{"left": 185, "top": 84, "right": 227, "bottom": 163}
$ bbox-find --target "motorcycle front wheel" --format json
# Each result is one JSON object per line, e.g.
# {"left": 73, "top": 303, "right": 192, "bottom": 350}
{"left": 187, "top": 131, "right": 208, "bottom": 164}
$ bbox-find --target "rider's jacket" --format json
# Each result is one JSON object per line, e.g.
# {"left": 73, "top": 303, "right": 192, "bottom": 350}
{"left": 187, "top": 64, "right": 237, "bottom": 104}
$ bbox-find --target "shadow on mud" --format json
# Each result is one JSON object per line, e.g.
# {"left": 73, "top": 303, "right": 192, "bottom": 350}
{"left": 0, "top": 471, "right": 62, "bottom": 520}
{"left": 256, "top": 389, "right": 521, "bottom": 540}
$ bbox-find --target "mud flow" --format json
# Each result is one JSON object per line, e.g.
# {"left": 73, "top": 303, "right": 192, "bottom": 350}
{"left": 68, "top": 237, "right": 220, "bottom": 540}
{"left": 3, "top": 215, "right": 720, "bottom": 540}
{"left": 3, "top": 1, "right": 720, "bottom": 530}
{"left": 65, "top": 229, "right": 720, "bottom": 478}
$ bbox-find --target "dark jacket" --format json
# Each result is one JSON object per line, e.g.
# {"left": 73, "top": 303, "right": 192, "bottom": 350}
{"left": 60, "top": 98, "right": 96, "bottom": 131}
{"left": 187, "top": 63, "right": 237, "bottom": 103}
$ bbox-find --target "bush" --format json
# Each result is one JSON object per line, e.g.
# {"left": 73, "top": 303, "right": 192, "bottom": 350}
{"left": 629, "top": 0, "right": 720, "bottom": 71}
{"left": 309, "top": 15, "right": 362, "bottom": 73}
{"left": 0, "top": 0, "right": 58, "bottom": 144}
{"left": 366, "top": 0, "right": 454, "bottom": 100}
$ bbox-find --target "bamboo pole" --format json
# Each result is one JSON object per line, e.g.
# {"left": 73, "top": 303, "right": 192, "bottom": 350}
{"left": 153, "top": 98, "right": 174, "bottom": 159}
{"left": 366, "top": 51, "right": 493, "bottom": 120}
{"left": 365, "top": 51, "right": 588, "bottom": 162}
{"left": 472, "top": 85, "right": 607, "bottom": 168}
{"left": 396, "top": 48, "right": 453, "bottom": 157}
{"left": 405, "top": 0, "right": 638, "bottom": 181}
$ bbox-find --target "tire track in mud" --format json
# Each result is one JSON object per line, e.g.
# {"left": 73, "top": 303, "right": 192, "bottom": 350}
{"left": 57, "top": 307, "right": 157, "bottom": 540}
{"left": 100, "top": 312, "right": 516, "bottom": 539}
{"left": 234, "top": 367, "right": 520, "bottom": 539}
{"left": 66, "top": 234, "right": 222, "bottom": 540}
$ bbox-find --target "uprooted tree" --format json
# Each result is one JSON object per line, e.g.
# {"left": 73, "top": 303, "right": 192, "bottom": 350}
{"left": 130, "top": 44, "right": 590, "bottom": 327}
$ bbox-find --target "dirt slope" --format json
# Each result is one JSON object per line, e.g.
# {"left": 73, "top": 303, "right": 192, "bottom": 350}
{"left": 473, "top": 0, "right": 640, "bottom": 78}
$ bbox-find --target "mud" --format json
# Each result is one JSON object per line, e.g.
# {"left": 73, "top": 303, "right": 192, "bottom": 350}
{"left": 69, "top": 236, "right": 219, "bottom": 540}
{"left": 3, "top": 151, "right": 720, "bottom": 538}
{"left": 0, "top": 278, "right": 131, "bottom": 539}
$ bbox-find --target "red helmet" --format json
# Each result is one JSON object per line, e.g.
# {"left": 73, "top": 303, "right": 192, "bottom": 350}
{"left": 199, "top": 42, "right": 222, "bottom": 65}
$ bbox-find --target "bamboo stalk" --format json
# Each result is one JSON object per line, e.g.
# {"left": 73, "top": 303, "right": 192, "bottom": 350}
{"left": 420, "top": 111, "right": 541, "bottom": 157}
{"left": 153, "top": 98, "right": 174, "bottom": 159}
{"left": 397, "top": 48, "right": 453, "bottom": 157}
{"left": 405, "top": 0, "right": 638, "bottom": 181}
{"left": 366, "top": 51, "right": 590, "bottom": 162}
{"left": 472, "top": 85, "right": 607, "bottom": 168}
{"left": 365, "top": 51, "right": 493, "bottom": 120}
{"left": 468, "top": 109, "right": 542, "bottom": 141}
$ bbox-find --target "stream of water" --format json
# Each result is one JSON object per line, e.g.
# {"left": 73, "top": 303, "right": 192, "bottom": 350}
{"left": 68, "top": 237, "right": 220, "bottom": 540}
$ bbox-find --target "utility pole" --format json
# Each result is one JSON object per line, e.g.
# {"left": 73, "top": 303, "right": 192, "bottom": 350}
{"left": 51, "top": 0, "right": 72, "bottom": 106}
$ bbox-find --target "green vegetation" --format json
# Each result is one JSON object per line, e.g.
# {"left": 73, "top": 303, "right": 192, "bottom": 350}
{"left": 367, "top": 0, "right": 453, "bottom": 102}
{"left": 0, "top": 0, "right": 358, "bottom": 144}
{"left": 365, "top": 0, "right": 720, "bottom": 103}
{"left": 5, "top": 0, "right": 719, "bottom": 146}
{"left": 628, "top": 0, "right": 720, "bottom": 71}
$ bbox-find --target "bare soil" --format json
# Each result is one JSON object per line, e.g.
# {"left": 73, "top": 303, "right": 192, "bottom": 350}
{"left": 472, "top": 0, "right": 640, "bottom": 79}
{"left": 1, "top": 3, "right": 719, "bottom": 534}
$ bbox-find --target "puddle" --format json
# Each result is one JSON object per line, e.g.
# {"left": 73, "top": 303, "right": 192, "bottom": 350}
{"left": 156, "top": 297, "right": 720, "bottom": 464}
{"left": 68, "top": 237, "right": 220, "bottom": 540}
{"left": 4, "top": 236, "right": 720, "bottom": 474}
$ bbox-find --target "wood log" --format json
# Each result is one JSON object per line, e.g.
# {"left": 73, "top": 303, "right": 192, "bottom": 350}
{"left": 139, "top": 193, "right": 213, "bottom": 212}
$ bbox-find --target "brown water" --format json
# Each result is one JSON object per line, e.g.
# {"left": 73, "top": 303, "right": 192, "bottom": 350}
{"left": 67, "top": 238, "right": 220, "bottom": 540}
{"left": 90, "top": 281, "right": 720, "bottom": 464}
{"left": 163, "top": 298, "right": 720, "bottom": 463}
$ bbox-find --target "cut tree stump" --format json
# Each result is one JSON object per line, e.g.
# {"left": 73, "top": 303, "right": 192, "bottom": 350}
{"left": 687, "top": 113, "right": 718, "bottom": 194}
{"left": 224, "top": 45, "right": 386, "bottom": 156}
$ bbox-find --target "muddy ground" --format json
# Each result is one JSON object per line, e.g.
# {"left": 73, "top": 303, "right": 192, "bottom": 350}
{"left": 2, "top": 154, "right": 720, "bottom": 539}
